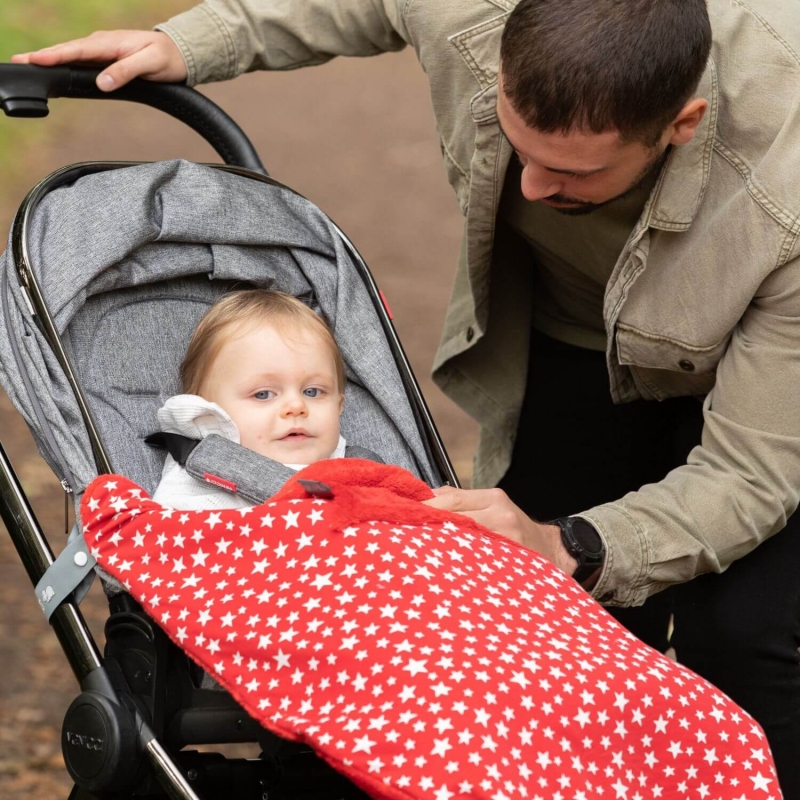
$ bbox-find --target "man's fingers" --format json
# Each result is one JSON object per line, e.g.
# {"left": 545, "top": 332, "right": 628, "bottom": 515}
{"left": 12, "top": 38, "right": 110, "bottom": 67}
{"left": 11, "top": 32, "right": 186, "bottom": 92}
{"left": 95, "top": 47, "right": 160, "bottom": 91}
{"left": 424, "top": 496, "right": 457, "bottom": 510}
{"left": 11, "top": 45, "right": 71, "bottom": 66}
{"left": 423, "top": 488, "right": 501, "bottom": 512}
{"left": 423, "top": 490, "right": 469, "bottom": 512}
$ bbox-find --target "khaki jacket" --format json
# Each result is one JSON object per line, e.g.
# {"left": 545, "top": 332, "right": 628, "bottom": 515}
{"left": 160, "top": 0, "right": 800, "bottom": 606}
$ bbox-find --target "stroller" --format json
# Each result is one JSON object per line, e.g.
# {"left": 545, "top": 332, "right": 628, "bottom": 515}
{"left": 0, "top": 64, "right": 458, "bottom": 800}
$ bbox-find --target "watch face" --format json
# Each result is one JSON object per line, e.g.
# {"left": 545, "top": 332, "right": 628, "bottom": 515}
{"left": 570, "top": 519, "right": 604, "bottom": 559}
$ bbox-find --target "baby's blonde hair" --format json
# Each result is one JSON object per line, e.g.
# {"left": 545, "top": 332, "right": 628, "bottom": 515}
{"left": 181, "top": 289, "right": 346, "bottom": 396}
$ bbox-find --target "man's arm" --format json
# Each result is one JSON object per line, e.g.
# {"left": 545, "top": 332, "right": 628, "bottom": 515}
{"left": 158, "top": 0, "right": 409, "bottom": 86}
{"left": 13, "top": 0, "right": 408, "bottom": 91}
{"left": 429, "top": 255, "right": 800, "bottom": 607}
{"left": 583, "top": 255, "right": 800, "bottom": 606}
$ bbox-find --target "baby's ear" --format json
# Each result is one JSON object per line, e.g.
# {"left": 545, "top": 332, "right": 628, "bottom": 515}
{"left": 338, "top": 393, "right": 345, "bottom": 414}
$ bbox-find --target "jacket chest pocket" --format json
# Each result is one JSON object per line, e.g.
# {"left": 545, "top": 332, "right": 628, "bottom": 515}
{"left": 615, "top": 325, "right": 731, "bottom": 400}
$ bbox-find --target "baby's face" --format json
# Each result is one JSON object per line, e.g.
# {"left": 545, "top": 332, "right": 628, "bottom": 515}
{"left": 200, "top": 321, "right": 343, "bottom": 465}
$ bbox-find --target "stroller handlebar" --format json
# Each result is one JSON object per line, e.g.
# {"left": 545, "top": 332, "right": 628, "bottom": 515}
{"left": 0, "top": 63, "right": 267, "bottom": 175}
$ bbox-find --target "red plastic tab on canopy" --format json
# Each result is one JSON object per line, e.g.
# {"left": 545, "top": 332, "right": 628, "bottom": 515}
{"left": 379, "top": 290, "right": 394, "bottom": 320}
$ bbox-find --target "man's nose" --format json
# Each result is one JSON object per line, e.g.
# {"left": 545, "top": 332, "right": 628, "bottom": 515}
{"left": 520, "top": 163, "right": 561, "bottom": 202}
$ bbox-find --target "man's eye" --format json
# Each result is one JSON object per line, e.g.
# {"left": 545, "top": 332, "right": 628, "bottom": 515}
{"left": 566, "top": 172, "right": 590, "bottom": 180}
{"left": 254, "top": 390, "right": 275, "bottom": 400}
{"left": 303, "top": 388, "right": 321, "bottom": 398}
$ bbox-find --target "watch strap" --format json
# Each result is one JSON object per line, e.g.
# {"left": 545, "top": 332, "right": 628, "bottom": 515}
{"left": 552, "top": 516, "right": 605, "bottom": 586}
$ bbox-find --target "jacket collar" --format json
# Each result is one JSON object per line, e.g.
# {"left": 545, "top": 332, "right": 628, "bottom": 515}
{"left": 645, "top": 60, "right": 719, "bottom": 232}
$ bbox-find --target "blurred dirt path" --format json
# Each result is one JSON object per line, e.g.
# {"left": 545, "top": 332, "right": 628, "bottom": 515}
{"left": 0, "top": 49, "right": 479, "bottom": 796}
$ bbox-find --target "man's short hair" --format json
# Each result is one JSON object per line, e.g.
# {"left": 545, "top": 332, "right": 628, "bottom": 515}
{"left": 500, "top": 0, "right": 712, "bottom": 146}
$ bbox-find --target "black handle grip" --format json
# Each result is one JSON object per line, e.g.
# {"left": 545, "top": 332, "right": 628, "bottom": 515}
{"left": 0, "top": 64, "right": 267, "bottom": 174}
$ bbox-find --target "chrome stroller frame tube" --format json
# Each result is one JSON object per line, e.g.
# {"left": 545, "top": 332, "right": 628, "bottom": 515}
{"left": 0, "top": 440, "right": 102, "bottom": 677}
{"left": 11, "top": 164, "right": 116, "bottom": 475}
{"left": 7, "top": 183, "right": 205, "bottom": 796}
{"left": 0, "top": 442, "right": 202, "bottom": 800}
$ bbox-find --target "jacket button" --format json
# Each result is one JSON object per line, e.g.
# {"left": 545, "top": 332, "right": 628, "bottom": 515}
{"left": 466, "top": 326, "right": 475, "bottom": 342}
{"left": 678, "top": 359, "right": 695, "bottom": 372}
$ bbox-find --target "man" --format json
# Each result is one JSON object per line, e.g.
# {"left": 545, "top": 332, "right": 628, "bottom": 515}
{"left": 15, "top": 0, "right": 800, "bottom": 790}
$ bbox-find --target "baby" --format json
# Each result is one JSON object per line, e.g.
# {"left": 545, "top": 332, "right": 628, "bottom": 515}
{"left": 152, "top": 288, "right": 347, "bottom": 510}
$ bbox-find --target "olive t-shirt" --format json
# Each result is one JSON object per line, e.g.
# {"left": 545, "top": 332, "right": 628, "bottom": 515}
{"left": 499, "top": 160, "right": 658, "bottom": 351}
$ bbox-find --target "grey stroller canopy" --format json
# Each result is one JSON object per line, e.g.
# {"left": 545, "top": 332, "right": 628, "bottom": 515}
{"left": 0, "top": 159, "right": 442, "bottom": 506}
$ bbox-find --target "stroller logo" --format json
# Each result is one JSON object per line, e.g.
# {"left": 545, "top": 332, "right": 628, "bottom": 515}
{"left": 38, "top": 585, "right": 55, "bottom": 610}
{"left": 65, "top": 731, "right": 104, "bottom": 752}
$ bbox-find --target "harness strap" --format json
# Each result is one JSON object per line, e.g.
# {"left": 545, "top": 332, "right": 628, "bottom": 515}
{"left": 146, "top": 433, "right": 384, "bottom": 505}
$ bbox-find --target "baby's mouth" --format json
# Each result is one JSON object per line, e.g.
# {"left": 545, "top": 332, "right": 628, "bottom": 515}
{"left": 281, "top": 430, "right": 311, "bottom": 441}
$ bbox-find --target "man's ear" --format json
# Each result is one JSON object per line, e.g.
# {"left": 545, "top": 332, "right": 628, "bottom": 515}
{"left": 667, "top": 98, "right": 708, "bottom": 146}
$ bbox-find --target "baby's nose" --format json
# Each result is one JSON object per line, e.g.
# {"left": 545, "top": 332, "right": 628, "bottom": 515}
{"left": 282, "top": 395, "right": 308, "bottom": 415}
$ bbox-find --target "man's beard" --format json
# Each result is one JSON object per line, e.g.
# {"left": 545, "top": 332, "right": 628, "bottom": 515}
{"left": 545, "top": 148, "right": 668, "bottom": 216}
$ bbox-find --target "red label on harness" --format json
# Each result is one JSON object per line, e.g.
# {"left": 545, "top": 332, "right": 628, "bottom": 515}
{"left": 203, "top": 473, "right": 237, "bottom": 493}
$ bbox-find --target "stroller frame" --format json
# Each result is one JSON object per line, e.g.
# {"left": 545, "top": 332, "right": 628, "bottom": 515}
{"left": 0, "top": 65, "right": 458, "bottom": 800}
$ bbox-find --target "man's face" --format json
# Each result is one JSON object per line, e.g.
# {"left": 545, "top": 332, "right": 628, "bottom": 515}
{"left": 496, "top": 81, "right": 667, "bottom": 215}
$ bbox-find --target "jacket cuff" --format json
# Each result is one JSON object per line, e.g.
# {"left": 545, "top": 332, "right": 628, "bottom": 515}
{"left": 574, "top": 504, "right": 650, "bottom": 608}
{"left": 155, "top": 5, "right": 237, "bottom": 86}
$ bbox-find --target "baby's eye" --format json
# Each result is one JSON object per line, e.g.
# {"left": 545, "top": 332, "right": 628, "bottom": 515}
{"left": 253, "top": 390, "right": 275, "bottom": 401}
{"left": 303, "top": 387, "right": 322, "bottom": 398}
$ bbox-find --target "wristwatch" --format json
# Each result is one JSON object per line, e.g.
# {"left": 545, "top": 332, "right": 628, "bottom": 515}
{"left": 551, "top": 517, "right": 606, "bottom": 586}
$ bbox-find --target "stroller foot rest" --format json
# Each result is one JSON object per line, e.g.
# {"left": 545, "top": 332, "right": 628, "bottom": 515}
{"left": 35, "top": 525, "right": 96, "bottom": 620}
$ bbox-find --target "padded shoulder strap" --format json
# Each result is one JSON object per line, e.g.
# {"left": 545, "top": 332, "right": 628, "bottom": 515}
{"left": 147, "top": 433, "right": 386, "bottom": 505}
{"left": 185, "top": 435, "right": 295, "bottom": 505}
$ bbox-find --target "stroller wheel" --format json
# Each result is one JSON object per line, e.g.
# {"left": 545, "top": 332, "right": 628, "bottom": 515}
{"left": 62, "top": 689, "right": 140, "bottom": 794}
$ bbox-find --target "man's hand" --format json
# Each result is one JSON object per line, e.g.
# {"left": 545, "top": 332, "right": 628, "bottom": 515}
{"left": 423, "top": 486, "right": 579, "bottom": 576}
{"left": 12, "top": 31, "right": 187, "bottom": 92}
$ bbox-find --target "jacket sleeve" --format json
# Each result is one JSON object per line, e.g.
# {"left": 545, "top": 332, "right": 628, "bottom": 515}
{"left": 582, "top": 253, "right": 800, "bottom": 607}
{"left": 156, "top": 0, "right": 409, "bottom": 86}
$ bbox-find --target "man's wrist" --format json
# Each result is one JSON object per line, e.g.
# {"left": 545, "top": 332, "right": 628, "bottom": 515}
{"left": 535, "top": 522, "right": 579, "bottom": 575}
{"left": 550, "top": 517, "right": 606, "bottom": 588}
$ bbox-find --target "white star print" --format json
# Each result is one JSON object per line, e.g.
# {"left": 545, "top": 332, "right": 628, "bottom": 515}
{"left": 82, "top": 476, "right": 782, "bottom": 800}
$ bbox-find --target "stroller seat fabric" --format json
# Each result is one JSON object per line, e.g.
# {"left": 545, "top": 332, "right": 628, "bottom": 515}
{"left": 0, "top": 160, "right": 433, "bottom": 506}
{"left": 82, "top": 458, "right": 782, "bottom": 800}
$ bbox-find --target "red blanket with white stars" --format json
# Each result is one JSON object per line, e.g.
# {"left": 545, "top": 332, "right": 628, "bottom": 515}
{"left": 82, "top": 459, "right": 781, "bottom": 800}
